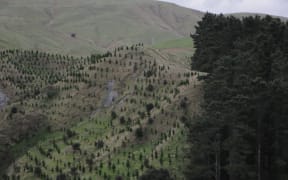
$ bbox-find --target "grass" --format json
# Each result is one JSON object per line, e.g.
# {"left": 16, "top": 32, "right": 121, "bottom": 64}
{"left": 152, "top": 38, "right": 194, "bottom": 50}
{"left": 1, "top": 0, "right": 285, "bottom": 56}
{"left": 1, "top": 45, "right": 202, "bottom": 179}
{"left": 0, "top": 0, "right": 203, "bottom": 55}
{"left": 9, "top": 115, "right": 189, "bottom": 179}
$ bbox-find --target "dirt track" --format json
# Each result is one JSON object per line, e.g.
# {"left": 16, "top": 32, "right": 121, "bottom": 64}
{"left": 103, "top": 80, "right": 118, "bottom": 107}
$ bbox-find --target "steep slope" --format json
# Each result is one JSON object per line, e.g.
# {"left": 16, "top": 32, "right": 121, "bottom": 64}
{"left": 0, "top": 45, "right": 203, "bottom": 179}
{"left": 0, "top": 0, "right": 203, "bottom": 55}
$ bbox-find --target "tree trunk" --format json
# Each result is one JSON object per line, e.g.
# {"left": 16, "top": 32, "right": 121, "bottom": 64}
{"left": 215, "top": 134, "right": 221, "bottom": 180}
{"left": 257, "top": 138, "right": 261, "bottom": 180}
{"left": 257, "top": 106, "right": 262, "bottom": 180}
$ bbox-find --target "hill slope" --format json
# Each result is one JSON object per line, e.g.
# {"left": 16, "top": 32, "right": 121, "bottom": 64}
{"left": 0, "top": 45, "right": 204, "bottom": 179}
{"left": 0, "top": 0, "right": 203, "bottom": 55}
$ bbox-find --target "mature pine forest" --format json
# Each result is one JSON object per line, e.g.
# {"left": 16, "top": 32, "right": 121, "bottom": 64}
{"left": 188, "top": 13, "right": 288, "bottom": 180}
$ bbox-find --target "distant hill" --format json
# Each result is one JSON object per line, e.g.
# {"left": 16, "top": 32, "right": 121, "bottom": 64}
{"left": 0, "top": 0, "right": 203, "bottom": 55}
{"left": 227, "top": 12, "right": 288, "bottom": 21}
{"left": 1, "top": 0, "right": 286, "bottom": 56}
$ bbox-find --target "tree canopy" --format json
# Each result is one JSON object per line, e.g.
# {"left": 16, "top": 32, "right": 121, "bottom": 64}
{"left": 139, "top": 168, "right": 173, "bottom": 180}
{"left": 189, "top": 13, "right": 288, "bottom": 180}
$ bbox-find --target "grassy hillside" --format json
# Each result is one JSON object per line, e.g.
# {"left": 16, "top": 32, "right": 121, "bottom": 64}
{"left": 150, "top": 37, "right": 195, "bottom": 68}
{"left": 0, "top": 44, "right": 203, "bottom": 179}
{"left": 0, "top": 1, "right": 204, "bottom": 178}
{"left": 0, "top": 0, "right": 203, "bottom": 55}
{"left": 1, "top": 0, "right": 286, "bottom": 56}
{"left": 152, "top": 38, "right": 194, "bottom": 49}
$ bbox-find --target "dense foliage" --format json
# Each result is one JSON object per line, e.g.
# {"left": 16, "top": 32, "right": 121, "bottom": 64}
{"left": 139, "top": 168, "right": 174, "bottom": 180}
{"left": 189, "top": 13, "right": 288, "bottom": 180}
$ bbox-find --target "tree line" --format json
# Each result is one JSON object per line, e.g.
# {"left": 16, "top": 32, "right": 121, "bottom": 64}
{"left": 188, "top": 13, "right": 288, "bottom": 180}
